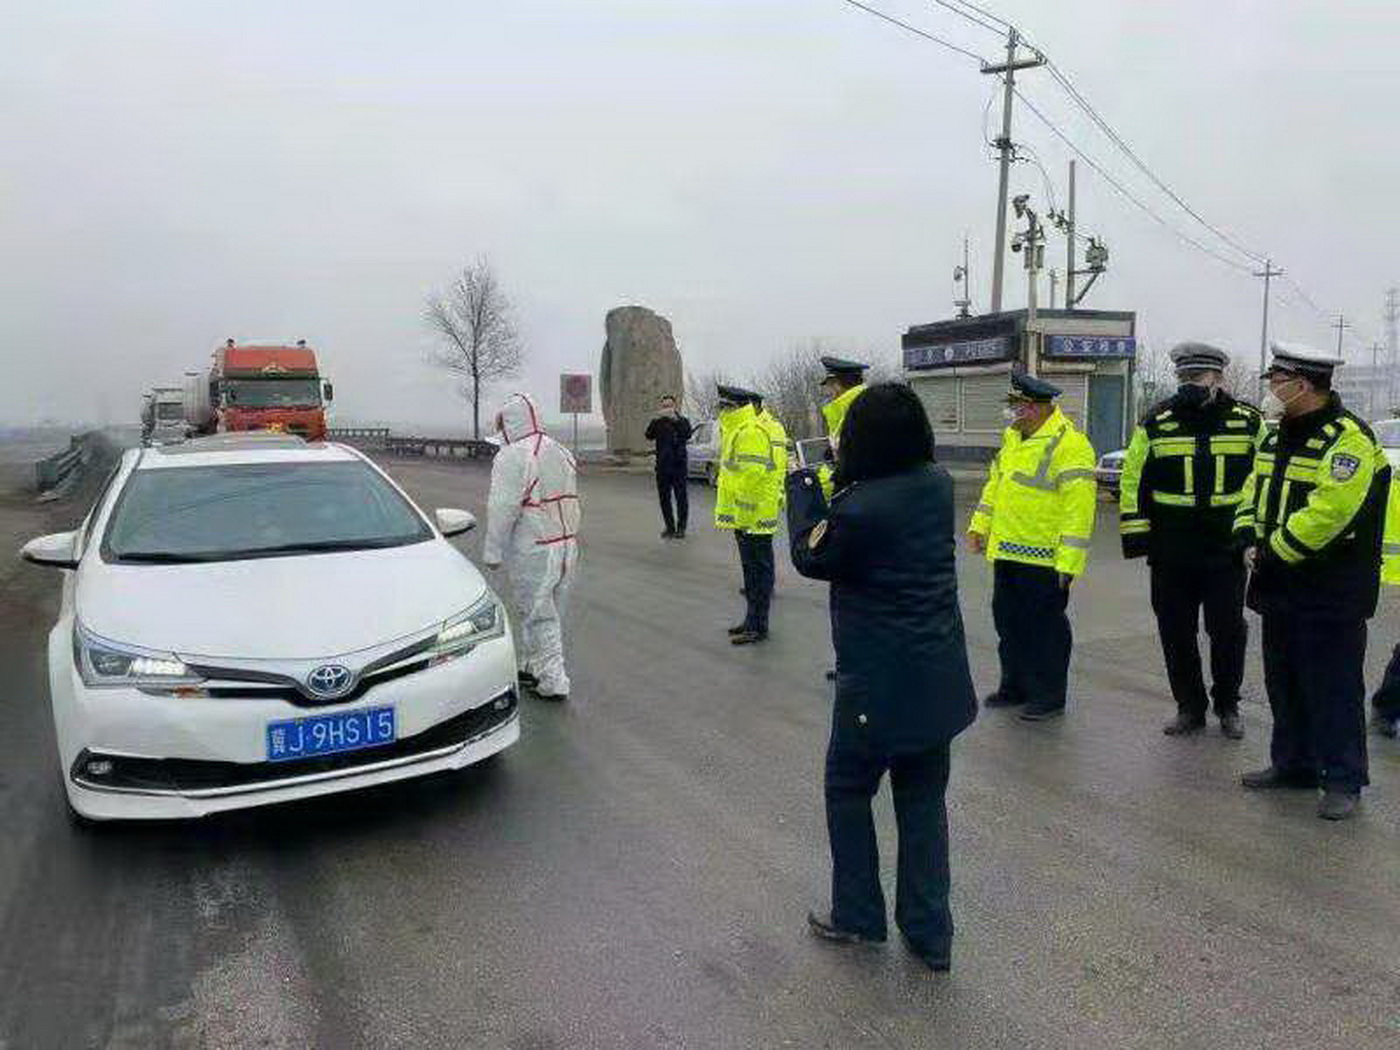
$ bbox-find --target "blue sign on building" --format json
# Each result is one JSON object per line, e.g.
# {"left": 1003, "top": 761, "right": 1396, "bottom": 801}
{"left": 1044, "top": 334, "right": 1136, "bottom": 359}
{"left": 904, "top": 335, "right": 1015, "bottom": 370}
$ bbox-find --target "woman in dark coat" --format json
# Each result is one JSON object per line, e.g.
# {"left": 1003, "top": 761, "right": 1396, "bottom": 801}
{"left": 785, "top": 382, "right": 977, "bottom": 972}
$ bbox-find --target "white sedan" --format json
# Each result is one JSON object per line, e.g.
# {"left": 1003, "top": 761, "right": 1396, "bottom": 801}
{"left": 21, "top": 434, "right": 519, "bottom": 822}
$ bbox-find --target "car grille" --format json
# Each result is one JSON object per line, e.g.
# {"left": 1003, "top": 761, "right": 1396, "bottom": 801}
{"left": 72, "top": 690, "right": 516, "bottom": 795}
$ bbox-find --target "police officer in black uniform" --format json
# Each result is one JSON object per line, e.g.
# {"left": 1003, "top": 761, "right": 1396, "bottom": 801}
{"left": 1235, "top": 343, "right": 1390, "bottom": 821}
{"left": 1118, "top": 343, "right": 1264, "bottom": 740}
{"left": 785, "top": 383, "right": 977, "bottom": 972}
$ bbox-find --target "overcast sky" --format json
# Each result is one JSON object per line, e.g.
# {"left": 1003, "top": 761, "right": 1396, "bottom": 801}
{"left": 3, "top": 0, "right": 1398, "bottom": 429}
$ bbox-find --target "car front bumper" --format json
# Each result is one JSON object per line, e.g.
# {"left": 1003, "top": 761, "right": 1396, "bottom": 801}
{"left": 49, "top": 623, "right": 520, "bottom": 821}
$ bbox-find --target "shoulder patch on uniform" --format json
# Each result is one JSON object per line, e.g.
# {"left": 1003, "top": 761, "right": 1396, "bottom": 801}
{"left": 808, "top": 520, "right": 830, "bottom": 549}
{"left": 1331, "top": 453, "right": 1361, "bottom": 481}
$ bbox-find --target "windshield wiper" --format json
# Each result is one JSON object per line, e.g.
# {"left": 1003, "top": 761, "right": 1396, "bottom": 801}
{"left": 115, "top": 551, "right": 221, "bottom": 564}
{"left": 225, "top": 538, "right": 416, "bottom": 557}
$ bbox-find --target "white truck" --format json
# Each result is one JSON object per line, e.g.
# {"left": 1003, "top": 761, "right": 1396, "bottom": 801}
{"left": 141, "top": 387, "right": 189, "bottom": 446}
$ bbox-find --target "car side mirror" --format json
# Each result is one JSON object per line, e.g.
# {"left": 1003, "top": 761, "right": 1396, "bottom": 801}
{"left": 323, "top": 381, "right": 334, "bottom": 402}
{"left": 434, "top": 508, "right": 476, "bottom": 537}
{"left": 20, "top": 531, "right": 80, "bottom": 570}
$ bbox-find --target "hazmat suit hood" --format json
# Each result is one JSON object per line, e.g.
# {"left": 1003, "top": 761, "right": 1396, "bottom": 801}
{"left": 497, "top": 393, "right": 546, "bottom": 445}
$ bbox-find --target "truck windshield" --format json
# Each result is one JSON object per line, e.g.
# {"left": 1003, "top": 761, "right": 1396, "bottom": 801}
{"left": 224, "top": 379, "right": 321, "bottom": 408}
{"left": 155, "top": 404, "right": 183, "bottom": 421}
{"left": 103, "top": 461, "right": 432, "bottom": 563}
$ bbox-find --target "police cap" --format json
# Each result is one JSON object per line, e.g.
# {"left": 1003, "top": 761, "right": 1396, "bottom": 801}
{"left": 1263, "top": 341, "right": 1344, "bottom": 381}
{"left": 1170, "top": 342, "right": 1229, "bottom": 374}
{"left": 716, "top": 382, "right": 762, "bottom": 406}
{"left": 819, "top": 356, "right": 870, "bottom": 384}
{"left": 1007, "top": 371, "right": 1062, "bottom": 403}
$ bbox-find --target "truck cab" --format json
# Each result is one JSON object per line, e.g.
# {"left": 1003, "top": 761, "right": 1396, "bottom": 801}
{"left": 191, "top": 340, "right": 333, "bottom": 441}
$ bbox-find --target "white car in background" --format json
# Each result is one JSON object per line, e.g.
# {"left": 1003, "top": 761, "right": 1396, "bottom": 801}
{"left": 1373, "top": 419, "right": 1400, "bottom": 472}
{"left": 686, "top": 420, "right": 721, "bottom": 486}
{"left": 21, "top": 434, "right": 519, "bottom": 822}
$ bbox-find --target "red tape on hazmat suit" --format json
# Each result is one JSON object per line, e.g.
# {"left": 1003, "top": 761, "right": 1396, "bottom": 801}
{"left": 484, "top": 393, "right": 580, "bottom": 697}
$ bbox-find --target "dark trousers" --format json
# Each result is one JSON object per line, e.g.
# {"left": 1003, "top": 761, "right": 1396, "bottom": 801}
{"left": 991, "top": 560, "right": 1071, "bottom": 710}
{"left": 656, "top": 470, "right": 688, "bottom": 533}
{"left": 1261, "top": 613, "right": 1369, "bottom": 793}
{"left": 735, "top": 530, "right": 773, "bottom": 634}
{"left": 1371, "top": 643, "right": 1400, "bottom": 719}
{"left": 826, "top": 739, "right": 953, "bottom": 954}
{"left": 1149, "top": 559, "right": 1247, "bottom": 718}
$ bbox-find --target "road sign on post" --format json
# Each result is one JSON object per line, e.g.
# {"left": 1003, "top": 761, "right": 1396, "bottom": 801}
{"left": 560, "top": 374, "right": 592, "bottom": 457}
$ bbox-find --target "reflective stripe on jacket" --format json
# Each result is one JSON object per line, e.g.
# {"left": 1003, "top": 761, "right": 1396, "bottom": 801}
{"left": 969, "top": 406, "right": 1098, "bottom": 576}
{"left": 1232, "top": 395, "right": 1389, "bottom": 618}
{"left": 715, "top": 403, "right": 781, "bottom": 534}
{"left": 1384, "top": 475, "right": 1400, "bottom": 585}
{"left": 1118, "top": 393, "right": 1264, "bottom": 561}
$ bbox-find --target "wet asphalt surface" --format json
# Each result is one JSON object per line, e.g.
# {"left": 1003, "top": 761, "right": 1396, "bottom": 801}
{"left": 2, "top": 445, "right": 1400, "bottom": 1048}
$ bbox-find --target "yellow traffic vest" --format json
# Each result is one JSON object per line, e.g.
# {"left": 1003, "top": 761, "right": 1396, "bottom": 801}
{"left": 715, "top": 404, "right": 782, "bottom": 534}
{"left": 818, "top": 383, "right": 866, "bottom": 498}
{"left": 969, "top": 406, "right": 1098, "bottom": 576}
{"left": 1385, "top": 475, "right": 1400, "bottom": 585}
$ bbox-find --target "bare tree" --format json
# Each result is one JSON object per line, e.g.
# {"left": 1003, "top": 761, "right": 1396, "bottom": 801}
{"left": 1220, "top": 355, "right": 1259, "bottom": 405}
{"left": 425, "top": 257, "right": 523, "bottom": 440}
{"left": 1132, "top": 337, "right": 1178, "bottom": 419}
{"left": 684, "top": 368, "right": 733, "bottom": 423}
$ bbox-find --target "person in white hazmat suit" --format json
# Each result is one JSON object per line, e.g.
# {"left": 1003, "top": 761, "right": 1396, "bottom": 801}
{"left": 483, "top": 393, "right": 581, "bottom": 701}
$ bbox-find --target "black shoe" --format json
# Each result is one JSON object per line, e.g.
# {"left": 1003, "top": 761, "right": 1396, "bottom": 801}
{"left": 1318, "top": 790, "right": 1359, "bottom": 821}
{"left": 1219, "top": 713, "right": 1244, "bottom": 740}
{"left": 806, "top": 910, "right": 885, "bottom": 945}
{"left": 731, "top": 631, "right": 768, "bottom": 646}
{"left": 825, "top": 669, "right": 837, "bottom": 682}
{"left": 661, "top": 529, "right": 676, "bottom": 539}
{"left": 1163, "top": 712, "right": 1207, "bottom": 736}
{"left": 1370, "top": 711, "right": 1399, "bottom": 739}
{"left": 534, "top": 691, "right": 568, "bottom": 702}
{"left": 1241, "top": 766, "right": 1319, "bottom": 790}
{"left": 675, "top": 528, "right": 687, "bottom": 539}
{"left": 1018, "top": 705, "right": 1064, "bottom": 722}
{"left": 517, "top": 670, "right": 538, "bottom": 689}
{"left": 727, "top": 623, "right": 750, "bottom": 636}
{"left": 982, "top": 690, "right": 1025, "bottom": 709}
{"left": 901, "top": 934, "right": 951, "bottom": 973}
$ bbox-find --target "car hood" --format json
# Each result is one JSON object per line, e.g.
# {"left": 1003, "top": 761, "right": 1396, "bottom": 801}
{"left": 77, "top": 539, "right": 489, "bottom": 660}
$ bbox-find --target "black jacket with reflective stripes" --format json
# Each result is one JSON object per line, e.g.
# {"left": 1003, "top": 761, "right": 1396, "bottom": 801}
{"left": 1232, "top": 394, "right": 1389, "bottom": 620}
{"left": 1118, "top": 390, "right": 1264, "bottom": 563}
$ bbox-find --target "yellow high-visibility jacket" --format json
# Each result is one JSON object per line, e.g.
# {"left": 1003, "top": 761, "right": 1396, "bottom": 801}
{"left": 1384, "top": 475, "right": 1400, "bottom": 585}
{"left": 1232, "top": 398, "right": 1389, "bottom": 618}
{"left": 715, "top": 403, "right": 782, "bottom": 534}
{"left": 818, "top": 383, "right": 866, "bottom": 498}
{"left": 969, "top": 406, "right": 1098, "bottom": 576}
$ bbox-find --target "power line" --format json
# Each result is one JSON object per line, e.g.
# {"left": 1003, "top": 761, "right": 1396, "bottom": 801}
{"left": 841, "top": 0, "right": 988, "bottom": 63}
{"left": 929, "top": 0, "right": 1003, "bottom": 35}
{"left": 948, "top": 0, "right": 1012, "bottom": 29}
{"left": 1013, "top": 87, "right": 1255, "bottom": 275}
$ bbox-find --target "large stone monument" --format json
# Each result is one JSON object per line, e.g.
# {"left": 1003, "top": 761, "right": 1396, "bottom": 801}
{"left": 598, "top": 305, "right": 684, "bottom": 455}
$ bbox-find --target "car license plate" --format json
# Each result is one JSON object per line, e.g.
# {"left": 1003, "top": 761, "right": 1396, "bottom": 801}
{"left": 266, "top": 706, "right": 396, "bottom": 762}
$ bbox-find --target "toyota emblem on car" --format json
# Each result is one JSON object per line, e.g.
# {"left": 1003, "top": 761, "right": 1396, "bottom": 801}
{"left": 306, "top": 664, "right": 355, "bottom": 699}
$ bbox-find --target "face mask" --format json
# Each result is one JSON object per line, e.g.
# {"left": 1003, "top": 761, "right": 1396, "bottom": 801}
{"left": 1176, "top": 383, "right": 1213, "bottom": 408}
{"left": 1004, "top": 404, "right": 1036, "bottom": 426}
{"left": 1265, "top": 377, "right": 1305, "bottom": 415}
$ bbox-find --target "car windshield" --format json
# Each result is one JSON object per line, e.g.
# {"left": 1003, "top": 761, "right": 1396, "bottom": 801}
{"left": 224, "top": 379, "right": 321, "bottom": 408}
{"left": 103, "top": 461, "right": 432, "bottom": 563}
{"left": 1374, "top": 420, "right": 1400, "bottom": 449}
{"left": 154, "top": 403, "right": 183, "bottom": 421}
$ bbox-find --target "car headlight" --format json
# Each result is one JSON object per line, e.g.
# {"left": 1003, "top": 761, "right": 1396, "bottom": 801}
{"left": 73, "top": 622, "right": 204, "bottom": 688}
{"left": 431, "top": 594, "right": 506, "bottom": 665}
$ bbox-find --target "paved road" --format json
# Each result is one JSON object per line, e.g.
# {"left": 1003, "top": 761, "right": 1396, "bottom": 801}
{"left": 2, "top": 448, "right": 1400, "bottom": 1049}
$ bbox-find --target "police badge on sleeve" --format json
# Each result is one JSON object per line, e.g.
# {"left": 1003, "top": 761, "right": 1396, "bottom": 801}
{"left": 1331, "top": 453, "right": 1361, "bottom": 481}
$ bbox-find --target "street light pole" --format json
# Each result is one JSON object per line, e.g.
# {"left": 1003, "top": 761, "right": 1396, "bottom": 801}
{"left": 1253, "top": 259, "right": 1283, "bottom": 405}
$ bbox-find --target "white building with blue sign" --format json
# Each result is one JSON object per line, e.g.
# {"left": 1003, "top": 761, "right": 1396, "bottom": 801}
{"left": 902, "top": 308, "right": 1137, "bottom": 463}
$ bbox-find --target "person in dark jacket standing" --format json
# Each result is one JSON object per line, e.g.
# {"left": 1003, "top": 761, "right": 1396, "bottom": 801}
{"left": 786, "top": 382, "right": 978, "bottom": 972}
{"left": 644, "top": 394, "right": 693, "bottom": 539}
{"left": 1118, "top": 343, "right": 1265, "bottom": 740}
{"left": 1234, "top": 343, "right": 1390, "bottom": 821}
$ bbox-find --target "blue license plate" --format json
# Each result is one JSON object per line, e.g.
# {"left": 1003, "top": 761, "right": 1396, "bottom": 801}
{"left": 266, "top": 706, "right": 396, "bottom": 762}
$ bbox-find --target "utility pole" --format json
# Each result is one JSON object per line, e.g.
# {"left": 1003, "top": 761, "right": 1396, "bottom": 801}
{"left": 1333, "top": 314, "right": 1351, "bottom": 357}
{"left": 1372, "top": 342, "right": 1384, "bottom": 419}
{"left": 1014, "top": 197, "right": 1046, "bottom": 375}
{"left": 1049, "top": 268, "right": 1059, "bottom": 309}
{"left": 1384, "top": 286, "right": 1399, "bottom": 411}
{"left": 1065, "top": 160, "right": 1077, "bottom": 310}
{"left": 982, "top": 29, "right": 1045, "bottom": 313}
{"left": 1253, "top": 259, "right": 1283, "bottom": 405}
{"left": 953, "top": 235, "right": 972, "bottom": 318}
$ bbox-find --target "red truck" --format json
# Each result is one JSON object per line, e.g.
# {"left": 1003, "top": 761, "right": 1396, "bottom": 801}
{"left": 186, "top": 339, "right": 333, "bottom": 441}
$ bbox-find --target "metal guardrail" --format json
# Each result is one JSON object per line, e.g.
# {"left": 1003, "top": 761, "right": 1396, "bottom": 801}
{"left": 34, "top": 436, "right": 89, "bottom": 495}
{"left": 327, "top": 428, "right": 497, "bottom": 460}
